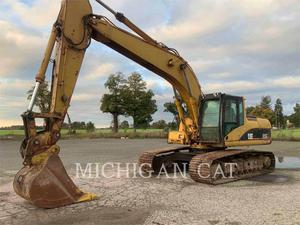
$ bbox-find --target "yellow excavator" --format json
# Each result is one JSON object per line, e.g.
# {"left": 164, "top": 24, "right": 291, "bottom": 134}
{"left": 14, "top": 0, "right": 275, "bottom": 209}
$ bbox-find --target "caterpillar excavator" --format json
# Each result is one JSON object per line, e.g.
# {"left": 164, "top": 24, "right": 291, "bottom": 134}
{"left": 14, "top": 0, "right": 275, "bottom": 209}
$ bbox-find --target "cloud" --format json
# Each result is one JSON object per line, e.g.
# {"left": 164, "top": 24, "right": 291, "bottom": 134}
{"left": 0, "top": 119, "right": 23, "bottom": 127}
{"left": 0, "top": 20, "right": 44, "bottom": 77}
{"left": 2, "top": 0, "right": 59, "bottom": 28}
{"left": 85, "top": 63, "right": 115, "bottom": 80}
{"left": 1, "top": 0, "right": 300, "bottom": 126}
{"left": 72, "top": 93, "right": 99, "bottom": 102}
{"left": 0, "top": 80, "right": 31, "bottom": 126}
{"left": 204, "top": 81, "right": 260, "bottom": 94}
{"left": 272, "top": 76, "right": 300, "bottom": 89}
{"left": 147, "top": 0, "right": 300, "bottom": 84}
{"left": 0, "top": 79, "right": 32, "bottom": 96}
{"left": 146, "top": 79, "right": 170, "bottom": 91}
{"left": 203, "top": 76, "right": 300, "bottom": 94}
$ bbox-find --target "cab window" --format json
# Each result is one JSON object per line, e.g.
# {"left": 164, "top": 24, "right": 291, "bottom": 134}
{"left": 224, "top": 99, "right": 244, "bottom": 136}
{"left": 202, "top": 100, "right": 220, "bottom": 127}
{"left": 201, "top": 100, "right": 221, "bottom": 142}
{"left": 224, "top": 100, "right": 237, "bottom": 123}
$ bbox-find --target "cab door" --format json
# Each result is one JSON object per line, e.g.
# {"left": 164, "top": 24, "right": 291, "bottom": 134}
{"left": 199, "top": 95, "right": 222, "bottom": 143}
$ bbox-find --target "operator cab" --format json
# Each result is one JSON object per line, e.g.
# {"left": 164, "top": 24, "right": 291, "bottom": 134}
{"left": 199, "top": 93, "right": 244, "bottom": 143}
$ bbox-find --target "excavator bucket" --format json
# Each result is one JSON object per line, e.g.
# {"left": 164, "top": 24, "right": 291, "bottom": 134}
{"left": 13, "top": 147, "right": 96, "bottom": 208}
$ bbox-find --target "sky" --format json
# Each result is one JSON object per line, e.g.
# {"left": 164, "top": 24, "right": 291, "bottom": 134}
{"left": 0, "top": 0, "right": 299, "bottom": 127}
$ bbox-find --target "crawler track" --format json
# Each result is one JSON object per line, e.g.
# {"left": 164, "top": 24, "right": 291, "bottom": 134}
{"left": 189, "top": 150, "right": 275, "bottom": 184}
{"left": 139, "top": 147, "right": 275, "bottom": 184}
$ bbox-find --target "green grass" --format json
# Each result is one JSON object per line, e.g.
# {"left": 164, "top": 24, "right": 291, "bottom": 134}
{"left": 0, "top": 130, "right": 25, "bottom": 136}
{"left": 61, "top": 128, "right": 166, "bottom": 139}
{"left": 1, "top": 128, "right": 299, "bottom": 141}
{"left": 271, "top": 128, "right": 300, "bottom": 141}
{"left": 0, "top": 128, "right": 166, "bottom": 139}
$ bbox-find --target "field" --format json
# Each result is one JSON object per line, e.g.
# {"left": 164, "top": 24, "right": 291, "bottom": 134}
{"left": 1, "top": 128, "right": 300, "bottom": 141}
{"left": 271, "top": 128, "right": 300, "bottom": 141}
{"left": 0, "top": 128, "right": 167, "bottom": 139}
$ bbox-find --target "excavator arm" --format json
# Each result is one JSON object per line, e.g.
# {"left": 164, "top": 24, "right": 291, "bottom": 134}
{"left": 15, "top": 0, "right": 202, "bottom": 208}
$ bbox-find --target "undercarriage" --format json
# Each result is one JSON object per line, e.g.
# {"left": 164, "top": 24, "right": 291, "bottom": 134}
{"left": 139, "top": 147, "right": 275, "bottom": 184}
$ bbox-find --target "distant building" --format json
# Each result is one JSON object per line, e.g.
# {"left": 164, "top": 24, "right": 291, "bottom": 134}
{"left": 286, "top": 120, "right": 294, "bottom": 128}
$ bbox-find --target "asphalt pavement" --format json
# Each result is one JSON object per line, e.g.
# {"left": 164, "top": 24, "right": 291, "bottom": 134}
{"left": 0, "top": 139, "right": 299, "bottom": 225}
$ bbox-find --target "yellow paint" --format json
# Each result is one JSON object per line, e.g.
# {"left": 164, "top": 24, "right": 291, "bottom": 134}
{"left": 168, "top": 131, "right": 187, "bottom": 144}
{"left": 31, "top": 145, "right": 60, "bottom": 165}
{"left": 77, "top": 192, "right": 98, "bottom": 203}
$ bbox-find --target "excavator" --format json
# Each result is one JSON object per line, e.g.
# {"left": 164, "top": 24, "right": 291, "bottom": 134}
{"left": 14, "top": 0, "right": 275, "bottom": 209}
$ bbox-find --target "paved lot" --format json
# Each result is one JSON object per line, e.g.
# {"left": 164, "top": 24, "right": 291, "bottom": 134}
{"left": 0, "top": 139, "right": 300, "bottom": 225}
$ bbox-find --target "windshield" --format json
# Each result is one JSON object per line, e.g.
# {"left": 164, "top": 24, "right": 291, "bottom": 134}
{"left": 202, "top": 100, "right": 220, "bottom": 127}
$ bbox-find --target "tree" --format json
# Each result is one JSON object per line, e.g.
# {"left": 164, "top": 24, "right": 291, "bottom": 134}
{"left": 71, "top": 121, "right": 86, "bottom": 129}
{"left": 247, "top": 96, "right": 275, "bottom": 125}
{"left": 164, "top": 102, "right": 179, "bottom": 125}
{"left": 100, "top": 73, "right": 126, "bottom": 133}
{"left": 289, "top": 103, "right": 300, "bottom": 127}
{"left": 120, "top": 120, "right": 129, "bottom": 129}
{"left": 246, "top": 106, "right": 255, "bottom": 115}
{"left": 260, "top": 96, "right": 272, "bottom": 109}
{"left": 151, "top": 120, "right": 167, "bottom": 129}
{"left": 86, "top": 121, "right": 95, "bottom": 133}
{"left": 274, "top": 98, "right": 284, "bottom": 128}
{"left": 123, "top": 72, "right": 157, "bottom": 131}
{"left": 27, "top": 81, "right": 51, "bottom": 113}
{"left": 260, "top": 96, "right": 275, "bottom": 125}
{"left": 167, "top": 121, "right": 178, "bottom": 130}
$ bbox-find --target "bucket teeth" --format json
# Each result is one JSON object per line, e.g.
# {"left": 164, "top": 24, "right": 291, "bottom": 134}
{"left": 14, "top": 149, "right": 96, "bottom": 209}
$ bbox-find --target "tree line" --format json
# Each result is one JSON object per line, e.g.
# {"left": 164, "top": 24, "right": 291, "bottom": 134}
{"left": 246, "top": 96, "right": 300, "bottom": 128}
{"left": 23, "top": 72, "right": 300, "bottom": 133}
{"left": 61, "top": 121, "right": 95, "bottom": 133}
